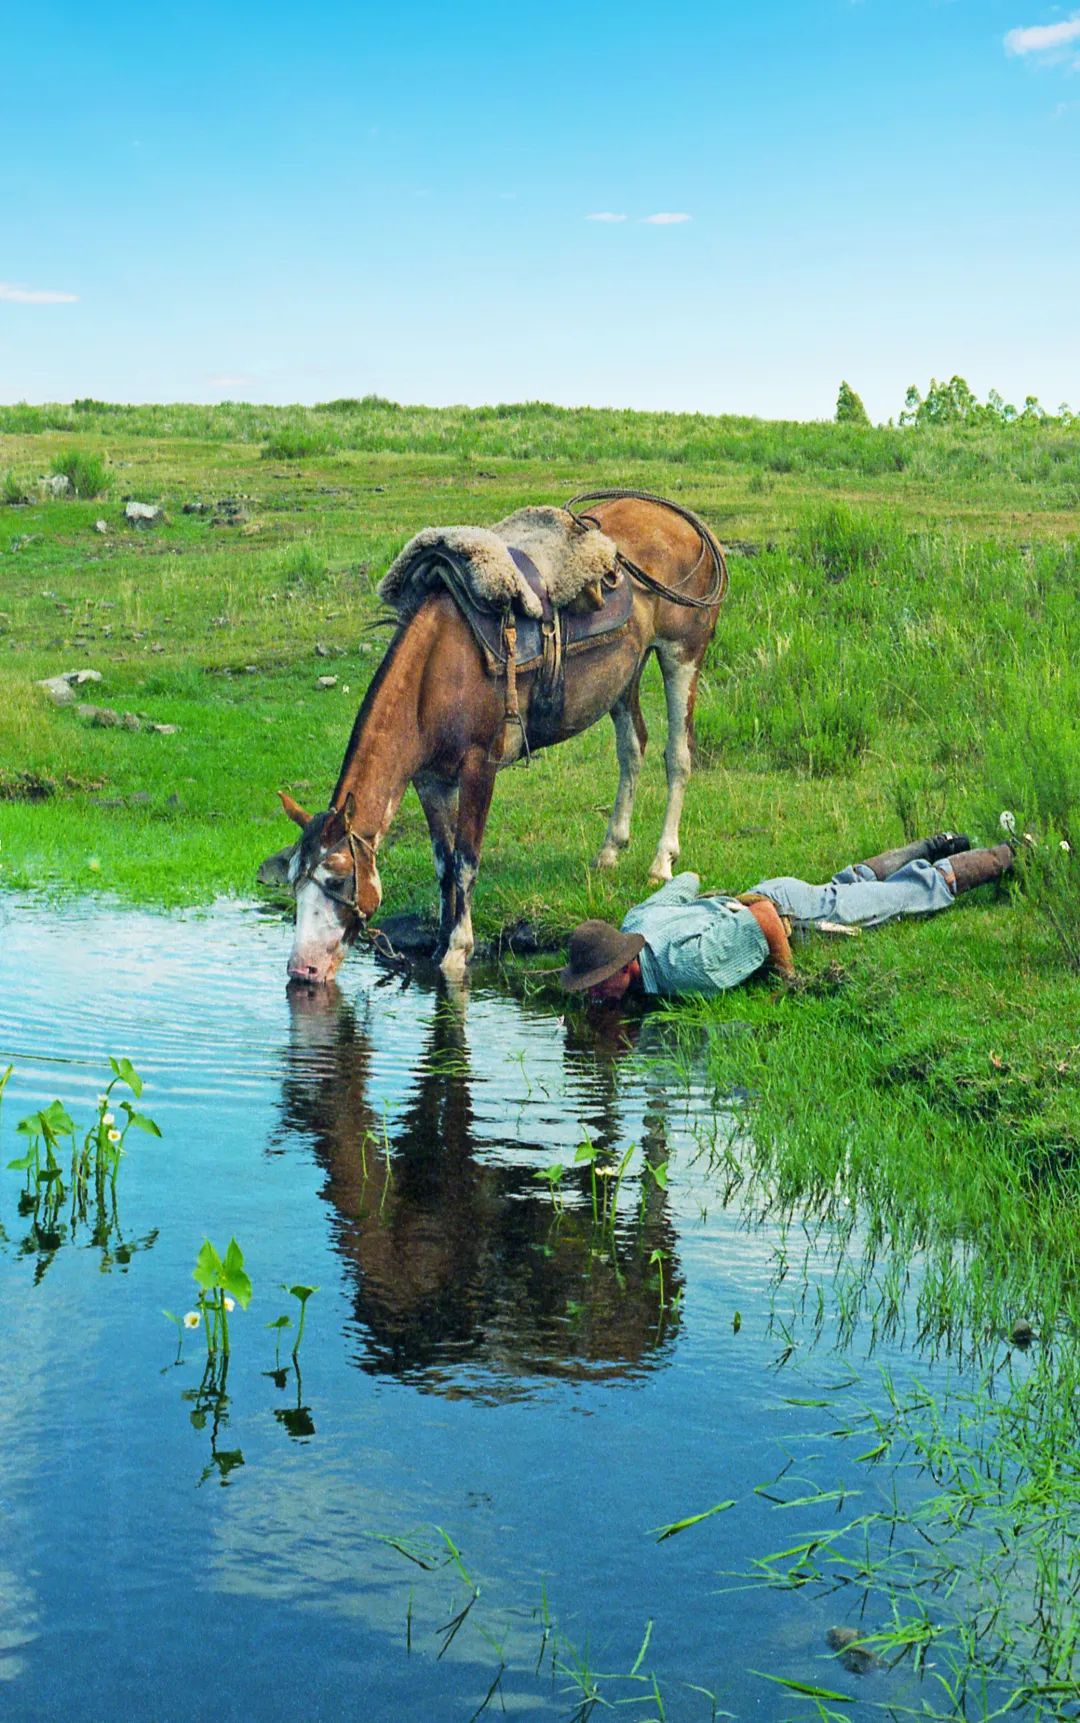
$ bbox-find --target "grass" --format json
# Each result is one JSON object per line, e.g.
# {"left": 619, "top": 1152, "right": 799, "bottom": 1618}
{"left": 2, "top": 397, "right": 1079, "bottom": 1297}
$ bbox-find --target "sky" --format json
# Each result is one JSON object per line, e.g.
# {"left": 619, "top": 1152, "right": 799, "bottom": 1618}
{"left": 1, "top": 0, "right": 1078, "bottom": 421}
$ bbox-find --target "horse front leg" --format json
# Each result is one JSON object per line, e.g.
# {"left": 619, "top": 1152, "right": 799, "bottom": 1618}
{"left": 413, "top": 769, "right": 460, "bottom": 954}
{"left": 595, "top": 671, "right": 648, "bottom": 869}
{"left": 649, "top": 644, "right": 701, "bottom": 883}
{"left": 440, "top": 746, "right": 497, "bottom": 981}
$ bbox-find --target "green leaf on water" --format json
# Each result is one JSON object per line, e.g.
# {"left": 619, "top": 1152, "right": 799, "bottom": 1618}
{"left": 733, "top": 1309, "right": 742, "bottom": 1332}
{"left": 16, "top": 1112, "right": 43, "bottom": 1137}
{"left": 574, "top": 1141, "right": 596, "bottom": 1164}
{"left": 120, "top": 1103, "right": 162, "bottom": 1137}
{"left": 647, "top": 1159, "right": 670, "bottom": 1188}
{"left": 109, "top": 1056, "right": 143, "bottom": 1098}
{"left": 750, "top": 1671, "right": 853, "bottom": 1702}
{"left": 267, "top": 1315, "right": 292, "bottom": 1330}
{"left": 652, "top": 1499, "right": 736, "bottom": 1542}
{"left": 222, "top": 1238, "right": 252, "bottom": 1308}
{"left": 193, "top": 1238, "right": 224, "bottom": 1291}
{"left": 163, "top": 1309, "right": 182, "bottom": 1328}
{"left": 40, "top": 1099, "right": 75, "bottom": 1136}
{"left": 7, "top": 1153, "right": 34, "bottom": 1171}
{"left": 286, "top": 1283, "right": 318, "bottom": 1304}
{"left": 856, "top": 1441, "right": 889, "bottom": 1462}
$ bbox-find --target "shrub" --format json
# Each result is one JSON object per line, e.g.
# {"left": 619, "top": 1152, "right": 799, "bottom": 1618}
{"left": 261, "top": 426, "right": 333, "bottom": 460}
{"left": 50, "top": 449, "right": 110, "bottom": 497}
{"left": 2, "top": 469, "right": 28, "bottom": 505}
{"left": 281, "top": 540, "right": 328, "bottom": 587}
{"left": 835, "top": 381, "right": 870, "bottom": 426}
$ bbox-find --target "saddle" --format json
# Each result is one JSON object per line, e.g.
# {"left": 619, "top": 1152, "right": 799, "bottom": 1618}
{"left": 433, "top": 544, "right": 634, "bottom": 756}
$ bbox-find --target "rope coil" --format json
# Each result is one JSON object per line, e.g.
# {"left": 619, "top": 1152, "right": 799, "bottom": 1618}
{"left": 564, "top": 487, "right": 728, "bottom": 610}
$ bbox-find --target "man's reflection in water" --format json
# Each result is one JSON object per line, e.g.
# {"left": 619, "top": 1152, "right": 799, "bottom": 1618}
{"left": 280, "top": 978, "right": 683, "bottom": 1394}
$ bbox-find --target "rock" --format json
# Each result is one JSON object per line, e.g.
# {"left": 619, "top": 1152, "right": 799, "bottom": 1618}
{"left": 124, "top": 501, "right": 163, "bottom": 525}
{"left": 120, "top": 712, "right": 141, "bottom": 732}
{"left": 37, "top": 669, "right": 102, "bottom": 703}
{"left": 314, "top": 642, "right": 330, "bottom": 657}
{"left": 1011, "top": 1319, "right": 1035, "bottom": 1347}
{"left": 94, "top": 519, "right": 108, "bottom": 534}
{"left": 182, "top": 501, "right": 211, "bottom": 514}
{"left": 826, "top": 1626, "right": 877, "bottom": 1675}
{"left": 78, "top": 705, "right": 120, "bottom": 727}
{"left": 0, "top": 770, "right": 57, "bottom": 802}
{"left": 129, "top": 791, "right": 151, "bottom": 805}
{"left": 151, "top": 723, "right": 179, "bottom": 735}
{"left": 316, "top": 675, "right": 338, "bottom": 689}
{"left": 373, "top": 912, "right": 440, "bottom": 958}
{"left": 37, "top": 675, "right": 78, "bottom": 706}
{"left": 41, "top": 474, "right": 73, "bottom": 498}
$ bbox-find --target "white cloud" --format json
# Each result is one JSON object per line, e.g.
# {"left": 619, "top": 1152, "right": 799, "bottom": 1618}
{"left": 207, "top": 373, "right": 256, "bottom": 390}
{"left": 1004, "top": 15, "right": 1080, "bottom": 56}
{"left": 642, "top": 212, "right": 692, "bottom": 225}
{"left": 586, "top": 212, "right": 627, "bottom": 222}
{"left": 0, "top": 281, "right": 78, "bottom": 304}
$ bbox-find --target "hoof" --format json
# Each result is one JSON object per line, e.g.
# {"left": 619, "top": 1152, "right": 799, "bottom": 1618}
{"left": 593, "top": 846, "right": 621, "bottom": 871}
{"left": 648, "top": 856, "right": 675, "bottom": 885}
{"left": 439, "top": 947, "right": 469, "bottom": 983}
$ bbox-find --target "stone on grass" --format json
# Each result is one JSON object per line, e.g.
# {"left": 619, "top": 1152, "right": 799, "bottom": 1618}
{"left": 37, "top": 667, "right": 103, "bottom": 705}
{"left": 124, "top": 501, "right": 163, "bottom": 525}
{"left": 41, "top": 474, "right": 73, "bottom": 498}
{"left": 94, "top": 519, "right": 109, "bottom": 534}
{"left": 182, "top": 501, "right": 211, "bottom": 515}
{"left": 151, "top": 723, "right": 178, "bottom": 735}
{"left": 316, "top": 675, "right": 338, "bottom": 689}
{"left": 120, "top": 712, "right": 141, "bottom": 732}
{"left": 79, "top": 704, "right": 121, "bottom": 727}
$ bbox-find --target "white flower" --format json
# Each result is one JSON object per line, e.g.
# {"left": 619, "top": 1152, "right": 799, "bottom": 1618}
{"left": 342, "top": 684, "right": 351, "bottom": 694}
{"left": 107, "top": 1128, "right": 121, "bottom": 1144}
{"left": 1061, "top": 840, "right": 1071, "bottom": 853}
{"left": 595, "top": 1166, "right": 617, "bottom": 1179}
{"left": 223, "top": 1297, "right": 236, "bottom": 1312}
{"left": 999, "top": 810, "right": 1017, "bottom": 834}
{"left": 183, "top": 1311, "right": 201, "bottom": 1330}
{"left": 102, "top": 1111, "right": 115, "bottom": 1126}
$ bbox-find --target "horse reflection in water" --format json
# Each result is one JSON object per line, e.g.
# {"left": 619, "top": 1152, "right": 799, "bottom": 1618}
{"left": 280, "top": 978, "right": 683, "bottom": 1391}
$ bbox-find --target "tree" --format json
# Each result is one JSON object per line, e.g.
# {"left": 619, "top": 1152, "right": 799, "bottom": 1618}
{"left": 835, "top": 381, "right": 870, "bottom": 426}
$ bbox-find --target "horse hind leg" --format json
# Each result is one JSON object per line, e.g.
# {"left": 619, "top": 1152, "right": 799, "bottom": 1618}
{"left": 595, "top": 674, "right": 648, "bottom": 870}
{"left": 649, "top": 644, "right": 700, "bottom": 884}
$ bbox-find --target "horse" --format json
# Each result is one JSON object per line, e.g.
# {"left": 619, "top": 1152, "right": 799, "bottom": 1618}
{"left": 270, "top": 491, "right": 726, "bottom": 983}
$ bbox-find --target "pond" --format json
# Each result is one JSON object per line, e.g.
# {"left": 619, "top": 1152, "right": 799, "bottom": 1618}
{"left": 0, "top": 898, "right": 1069, "bottom": 1720}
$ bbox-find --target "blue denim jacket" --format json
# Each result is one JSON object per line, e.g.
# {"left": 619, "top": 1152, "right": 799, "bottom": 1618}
{"left": 620, "top": 873, "right": 769, "bottom": 997}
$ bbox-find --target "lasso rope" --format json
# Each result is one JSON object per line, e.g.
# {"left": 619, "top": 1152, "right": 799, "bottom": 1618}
{"left": 564, "top": 488, "right": 729, "bottom": 611}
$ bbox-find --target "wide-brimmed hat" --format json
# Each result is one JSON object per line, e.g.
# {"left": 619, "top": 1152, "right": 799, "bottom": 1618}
{"left": 559, "top": 920, "right": 646, "bottom": 992}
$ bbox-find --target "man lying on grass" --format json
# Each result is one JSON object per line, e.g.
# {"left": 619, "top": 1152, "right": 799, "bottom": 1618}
{"left": 560, "top": 833, "right": 1014, "bottom": 1003}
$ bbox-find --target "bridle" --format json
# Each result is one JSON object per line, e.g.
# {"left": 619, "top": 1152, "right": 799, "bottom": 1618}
{"left": 294, "top": 817, "right": 377, "bottom": 915}
{"left": 292, "top": 817, "right": 412, "bottom": 974}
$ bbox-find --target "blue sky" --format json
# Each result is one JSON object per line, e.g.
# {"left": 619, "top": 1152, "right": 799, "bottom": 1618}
{"left": 1, "top": 0, "right": 1077, "bottom": 420}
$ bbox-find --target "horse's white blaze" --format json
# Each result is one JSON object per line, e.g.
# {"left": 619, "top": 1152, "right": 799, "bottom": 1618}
{"left": 289, "top": 870, "right": 348, "bottom": 979}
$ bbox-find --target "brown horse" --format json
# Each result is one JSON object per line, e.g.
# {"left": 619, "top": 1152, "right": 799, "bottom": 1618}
{"left": 272, "top": 494, "right": 725, "bottom": 983}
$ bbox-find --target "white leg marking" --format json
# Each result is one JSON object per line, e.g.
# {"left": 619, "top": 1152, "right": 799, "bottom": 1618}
{"left": 650, "top": 653, "right": 696, "bottom": 884}
{"left": 595, "top": 698, "right": 644, "bottom": 870}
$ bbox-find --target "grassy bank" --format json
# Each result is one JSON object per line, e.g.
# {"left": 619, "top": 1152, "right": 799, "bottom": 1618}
{"left": 4, "top": 399, "right": 1080, "bottom": 1713}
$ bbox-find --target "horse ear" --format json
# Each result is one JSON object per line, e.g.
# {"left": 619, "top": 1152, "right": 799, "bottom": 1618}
{"left": 279, "top": 791, "right": 312, "bottom": 828}
{"left": 343, "top": 791, "right": 356, "bottom": 830}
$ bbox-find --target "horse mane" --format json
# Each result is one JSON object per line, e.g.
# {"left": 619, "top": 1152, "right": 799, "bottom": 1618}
{"left": 330, "top": 616, "right": 412, "bottom": 809}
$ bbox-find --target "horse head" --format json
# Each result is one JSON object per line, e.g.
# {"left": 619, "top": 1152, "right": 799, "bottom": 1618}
{"left": 278, "top": 791, "right": 382, "bottom": 983}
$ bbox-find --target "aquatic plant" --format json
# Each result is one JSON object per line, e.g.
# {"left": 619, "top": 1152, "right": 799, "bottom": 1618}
{"left": 279, "top": 1281, "right": 318, "bottom": 1359}
{"left": 191, "top": 1236, "right": 251, "bottom": 1355}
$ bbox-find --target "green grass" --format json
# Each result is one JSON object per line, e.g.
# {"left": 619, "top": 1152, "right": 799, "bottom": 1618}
{"left": 2, "top": 395, "right": 1080, "bottom": 1715}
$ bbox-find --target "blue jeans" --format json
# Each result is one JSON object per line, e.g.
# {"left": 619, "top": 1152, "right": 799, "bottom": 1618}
{"left": 751, "top": 859, "right": 956, "bottom": 930}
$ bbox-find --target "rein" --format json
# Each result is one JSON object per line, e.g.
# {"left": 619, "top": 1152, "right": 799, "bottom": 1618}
{"left": 564, "top": 487, "right": 729, "bottom": 611}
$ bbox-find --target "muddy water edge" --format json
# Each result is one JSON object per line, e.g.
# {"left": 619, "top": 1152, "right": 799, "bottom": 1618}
{"left": 0, "top": 896, "right": 1076, "bottom": 1722}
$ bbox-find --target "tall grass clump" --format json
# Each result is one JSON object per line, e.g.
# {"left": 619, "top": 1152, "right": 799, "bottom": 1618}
{"left": 262, "top": 425, "right": 335, "bottom": 460}
{"left": 984, "top": 660, "right": 1080, "bottom": 970}
{"left": 50, "top": 449, "right": 110, "bottom": 497}
{"left": 2, "top": 469, "right": 28, "bottom": 505}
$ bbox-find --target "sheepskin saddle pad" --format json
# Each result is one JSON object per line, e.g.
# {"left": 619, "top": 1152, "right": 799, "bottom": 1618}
{"left": 378, "top": 506, "right": 620, "bottom": 620}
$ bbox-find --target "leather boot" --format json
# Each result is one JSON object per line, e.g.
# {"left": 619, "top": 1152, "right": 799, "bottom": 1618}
{"left": 943, "top": 843, "right": 1014, "bottom": 895}
{"left": 860, "top": 831, "right": 972, "bottom": 881}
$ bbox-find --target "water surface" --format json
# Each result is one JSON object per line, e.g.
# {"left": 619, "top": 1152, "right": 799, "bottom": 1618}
{"left": 0, "top": 896, "right": 1025, "bottom": 1719}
